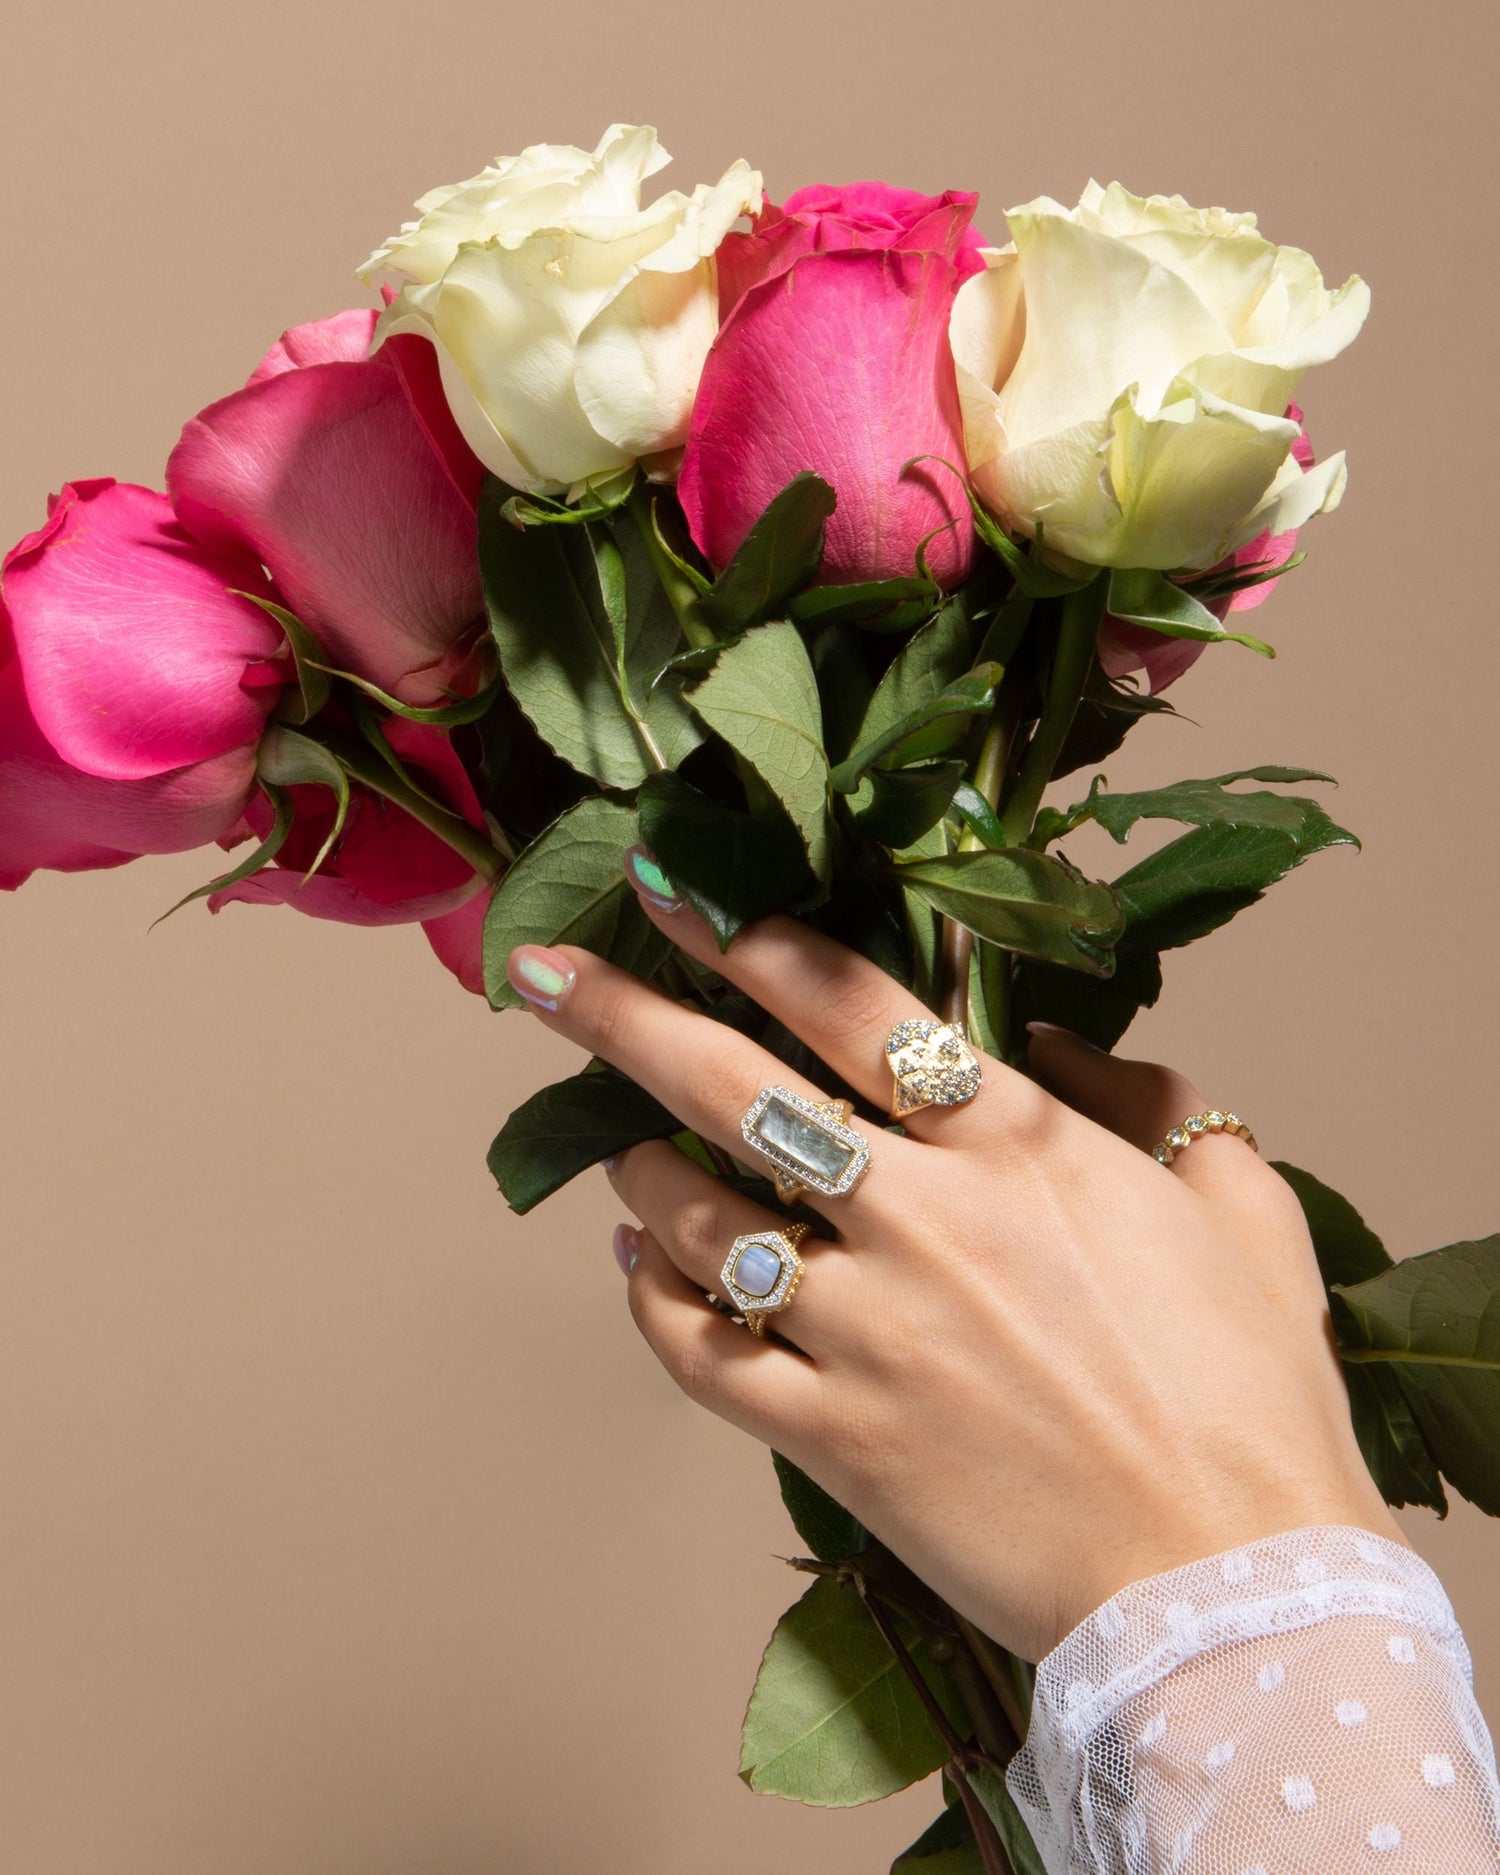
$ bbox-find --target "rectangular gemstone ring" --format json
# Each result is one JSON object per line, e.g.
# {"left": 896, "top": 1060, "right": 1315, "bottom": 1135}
{"left": 740, "top": 1086, "right": 871, "bottom": 1203}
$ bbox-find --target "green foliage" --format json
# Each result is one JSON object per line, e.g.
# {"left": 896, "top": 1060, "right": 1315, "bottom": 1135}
{"left": 895, "top": 849, "right": 1124, "bottom": 974}
{"left": 850, "top": 763, "right": 967, "bottom": 850}
{"left": 637, "top": 770, "right": 813, "bottom": 949}
{"left": 832, "top": 668, "right": 999, "bottom": 793}
{"left": 1111, "top": 814, "right": 1357, "bottom": 956}
{"left": 791, "top": 575, "right": 941, "bottom": 632}
{"left": 232, "top": 591, "right": 332, "bottom": 725}
{"left": 1276, "top": 1164, "right": 1447, "bottom": 1513}
{"left": 152, "top": 780, "right": 294, "bottom": 925}
{"left": 772, "top": 1454, "right": 869, "bottom": 1563}
{"left": 487, "top": 1067, "right": 680, "bottom": 1214}
{"left": 482, "top": 796, "right": 668, "bottom": 1010}
{"left": 479, "top": 476, "right": 699, "bottom": 788}
{"left": 1105, "top": 565, "right": 1274, "bottom": 657}
{"left": 698, "top": 473, "right": 837, "bottom": 636}
{"left": 740, "top": 1574, "right": 957, "bottom": 1806}
{"left": 1332, "top": 1236, "right": 1500, "bottom": 1515}
{"left": 892, "top": 1801, "right": 983, "bottom": 1873}
{"left": 1036, "top": 768, "right": 1346, "bottom": 849}
{"left": 687, "top": 620, "right": 834, "bottom": 882}
{"left": 1051, "top": 661, "right": 1176, "bottom": 781}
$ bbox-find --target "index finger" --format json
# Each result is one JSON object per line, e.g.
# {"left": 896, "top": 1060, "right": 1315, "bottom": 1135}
{"left": 623, "top": 845, "right": 1052, "bottom": 1144}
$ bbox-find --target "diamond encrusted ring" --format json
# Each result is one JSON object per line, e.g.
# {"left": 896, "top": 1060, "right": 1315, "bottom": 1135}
{"left": 1151, "top": 1110, "right": 1259, "bottom": 1167}
{"left": 721, "top": 1223, "right": 812, "bottom": 1336}
{"left": 740, "top": 1085, "right": 871, "bottom": 1204}
{"left": 884, "top": 1018, "right": 982, "bottom": 1120}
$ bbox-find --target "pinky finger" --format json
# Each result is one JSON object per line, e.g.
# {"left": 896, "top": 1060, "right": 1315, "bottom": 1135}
{"left": 618, "top": 1224, "right": 823, "bottom": 1441}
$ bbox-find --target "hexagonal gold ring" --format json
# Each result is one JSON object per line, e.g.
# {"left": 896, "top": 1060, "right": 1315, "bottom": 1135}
{"left": 721, "top": 1224, "right": 812, "bottom": 1337}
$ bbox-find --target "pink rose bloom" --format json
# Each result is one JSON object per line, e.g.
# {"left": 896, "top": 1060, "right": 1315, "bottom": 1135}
{"left": 679, "top": 184, "right": 985, "bottom": 590}
{"left": 167, "top": 309, "right": 489, "bottom": 707}
{"left": 1098, "top": 407, "right": 1317, "bottom": 695}
{"left": 209, "top": 717, "right": 488, "bottom": 928}
{"left": 421, "top": 882, "right": 491, "bottom": 995}
{"left": 0, "top": 478, "right": 287, "bottom": 889}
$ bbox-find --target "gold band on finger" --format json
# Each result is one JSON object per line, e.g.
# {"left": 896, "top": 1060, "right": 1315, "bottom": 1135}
{"left": 884, "top": 1018, "right": 982, "bottom": 1120}
{"left": 740, "top": 1086, "right": 871, "bottom": 1205}
{"left": 722, "top": 1224, "right": 813, "bottom": 1336}
{"left": 1152, "top": 1110, "right": 1259, "bottom": 1167}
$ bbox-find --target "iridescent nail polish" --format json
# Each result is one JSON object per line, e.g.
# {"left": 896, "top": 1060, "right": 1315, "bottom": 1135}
{"left": 507, "top": 945, "right": 576, "bottom": 1012}
{"left": 624, "top": 845, "right": 681, "bottom": 912}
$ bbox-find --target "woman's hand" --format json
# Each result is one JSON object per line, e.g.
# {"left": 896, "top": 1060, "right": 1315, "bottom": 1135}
{"left": 505, "top": 867, "right": 1399, "bottom": 1664}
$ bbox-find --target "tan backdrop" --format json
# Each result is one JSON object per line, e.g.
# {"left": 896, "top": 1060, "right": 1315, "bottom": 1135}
{"left": 2, "top": 2, "right": 1496, "bottom": 1869}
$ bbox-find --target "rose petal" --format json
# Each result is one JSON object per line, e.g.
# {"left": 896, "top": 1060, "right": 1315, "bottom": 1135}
{"left": 422, "top": 883, "right": 491, "bottom": 993}
{"left": 1, "top": 479, "right": 284, "bottom": 781}
{"left": 167, "top": 336, "right": 484, "bottom": 706}
{"left": 0, "top": 655, "right": 257, "bottom": 887}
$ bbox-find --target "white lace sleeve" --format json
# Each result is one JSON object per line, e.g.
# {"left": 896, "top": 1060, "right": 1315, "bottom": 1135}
{"left": 1006, "top": 1526, "right": 1500, "bottom": 1873}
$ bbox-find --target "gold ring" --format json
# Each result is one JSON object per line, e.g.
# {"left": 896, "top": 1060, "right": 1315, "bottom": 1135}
{"left": 740, "top": 1086, "right": 871, "bottom": 1205}
{"left": 885, "top": 1018, "right": 982, "bottom": 1120}
{"left": 722, "top": 1224, "right": 812, "bottom": 1336}
{"left": 1152, "top": 1110, "right": 1259, "bottom": 1167}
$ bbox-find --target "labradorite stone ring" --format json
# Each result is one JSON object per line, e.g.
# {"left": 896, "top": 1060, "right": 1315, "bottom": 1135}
{"left": 721, "top": 1224, "right": 812, "bottom": 1336}
{"left": 740, "top": 1085, "right": 872, "bottom": 1205}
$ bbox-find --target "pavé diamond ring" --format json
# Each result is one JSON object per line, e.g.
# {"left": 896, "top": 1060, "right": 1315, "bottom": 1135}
{"left": 740, "top": 1085, "right": 871, "bottom": 1204}
{"left": 1151, "top": 1110, "right": 1259, "bottom": 1167}
{"left": 884, "top": 1018, "right": 982, "bottom": 1120}
{"left": 721, "top": 1223, "right": 812, "bottom": 1336}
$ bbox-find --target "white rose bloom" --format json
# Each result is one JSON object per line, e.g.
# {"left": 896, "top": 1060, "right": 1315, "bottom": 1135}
{"left": 949, "top": 180, "right": 1371, "bottom": 571}
{"left": 358, "top": 125, "right": 762, "bottom": 495}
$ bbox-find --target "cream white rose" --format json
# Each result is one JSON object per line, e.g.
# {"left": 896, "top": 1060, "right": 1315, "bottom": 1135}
{"left": 949, "top": 180, "right": 1371, "bottom": 571}
{"left": 357, "top": 125, "right": 762, "bottom": 494}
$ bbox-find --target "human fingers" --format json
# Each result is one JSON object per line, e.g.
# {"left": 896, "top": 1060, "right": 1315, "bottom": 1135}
{"left": 615, "top": 1222, "right": 823, "bottom": 1439}
{"left": 505, "top": 942, "right": 922, "bottom": 1215}
{"left": 622, "top": 846, "right": 1055, "bottom": 1147}
{"left": 1024, "top": 1022, "right": 1273, "bottom": 1207}
{"left": 607, "top": 1139, "right": 860, "bottom": 1354}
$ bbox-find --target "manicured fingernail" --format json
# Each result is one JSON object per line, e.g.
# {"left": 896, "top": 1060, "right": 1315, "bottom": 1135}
{"left": 600, "top": 1155, "right": 617, "bottom": 1175}
{"left": 506, "top": 945, "right": 576, "bottom": 1012}
{"left": 1026, "top": 1020, "right": 1104, "bottom": 1053}
{"left": 612, "top": 1223, "right": 640, "bottom": 1275}
{"left": 624, "top": 845, "right": 681, "bottom": 912}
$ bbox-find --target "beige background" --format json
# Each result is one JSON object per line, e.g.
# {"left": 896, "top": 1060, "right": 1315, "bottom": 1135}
{"left": 2, "top": 1, "right": 1497, "bottom": 1869}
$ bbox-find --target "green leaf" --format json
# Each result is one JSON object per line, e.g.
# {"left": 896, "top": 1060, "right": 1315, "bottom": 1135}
{"left": 949, "top": 783, "right": 1006, "bottom": 850}
{"left": 832, "top": 666, "right": 1000, "bottom": 794}
{"left": 699, "top": 473, "right": 837, "bottom": 635}
{"left": 687, "top": 621, "right": 833, "bottom": 882}
{"left": 1052, "top": 661, "right": 1176, "bottom": 781}
{"left": 895, "top": 849, "right": 1124, "bottom": 974}
{"left": 1333, "top": 1237, "right": 1500, "bottom": 1515}
{"left": 637, "top": 770, "right": 813, "bottom": 950}
{"left": 1039, "top": 769, "right": 1354, "bottom": 853}
{"left": 479, "top": 476, "right": 697, "bottom": 788}
{"left": 151, "top": 781, "right": 293, "bottom": 925}
{"left": 1113, "top": 817, "right": 1357, "bottom": 955}
{"left": 309, "top": 665, "right": 503, "bottom": 727}
{"left": 499, "top": 464, "right": 638, "bottom": 527}
{"left": 850, "top": 762, "right": 966, "bottom": 849}
{"left": 1014, "top": 950, "right": 1163, "bottom": 1053}
{"left": 953, "top": 479, "right": 1092, "bottom": 597}
{"left": 849, "top": 596, "right": 978, "bottom": 752}
{"left": 1105, "top": 565, "right": 1274, "bottom": 657}
{"left": 1275, "top": 1163, "right": 1446, "bottom": 1513}
{"left": 772, "top": 1454, "right": 869, "bottom": 1563}
{"left": 487, "top": 1067, "right": 679, "bottom": 1214}
{"left": 1182, "top": 548, "right": 1306, "bottom": 605}
{"left": 1275, "top": 1162, "right": 1393, "bottom": 1288}
{"left": 740, "top": 1575, "right": 953, "bottom": 1806}
{"left": 892, "top": 1803, "right": 983, "bottom": 1873}
{"left": 255, "top": 722, "right": 351, "bottom": 880}
{"left": 791, "top": 575, "right": 940, "bottom": 633}
{"left": 482, "top": 796, "right": 669, "bottom": 1010}
{"left": 970, "top": 1764, "right": 1048, "bottom": 1875}
{"left": 231, "top": 591, "right": 331, "bottom": 726}
{"left": 811, "top": 624, "right": 876, "bottom": 768}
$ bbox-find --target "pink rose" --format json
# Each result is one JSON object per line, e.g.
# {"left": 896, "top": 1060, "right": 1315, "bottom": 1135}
{"left": 421, "top": 883, "right": 491, "bottom": 995}
{"left": 1098, "top": 407, "right": 1317, "bottom": 695}
{"left": 679, "top": 184, "right": 985, "bottom": 589}
{"left": 167, "top": 309, "right": 488, "bottom": 708}
{"left": 0, "top": 479, "right": 287, "bottom": 889}
{"left": 209, "top": 717, "right": 487, "bottom": 928}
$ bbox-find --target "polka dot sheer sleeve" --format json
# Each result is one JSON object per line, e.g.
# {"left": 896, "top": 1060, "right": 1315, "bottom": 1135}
{"left": 1006, "top": 1527, "right": 1500, "bottom": 1873}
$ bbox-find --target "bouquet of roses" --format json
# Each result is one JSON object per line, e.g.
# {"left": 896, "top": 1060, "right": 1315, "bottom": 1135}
{"left": 5, "top": 125, "right": 1498, "bottom": 1874}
